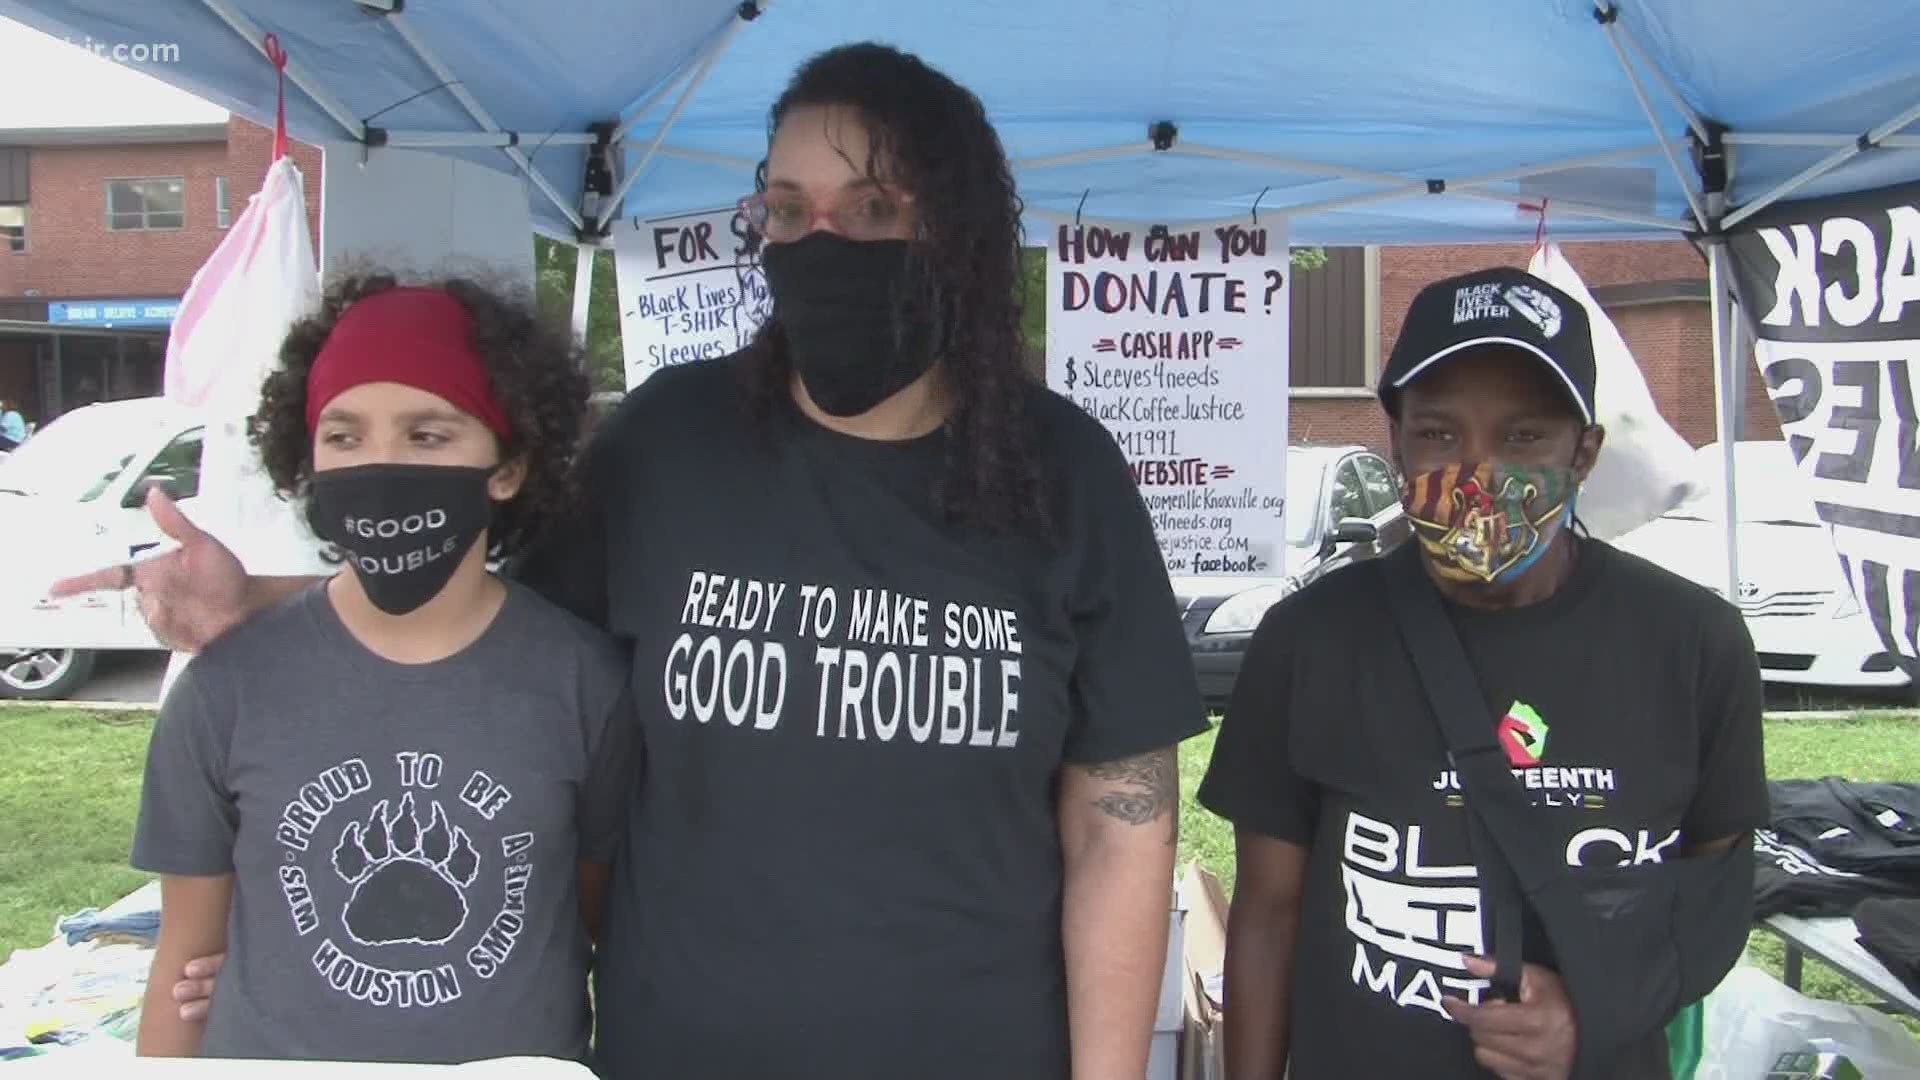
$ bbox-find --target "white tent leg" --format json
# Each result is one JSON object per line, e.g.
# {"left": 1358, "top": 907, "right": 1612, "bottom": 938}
{"left": 570, "top": 244, "right": 595, "bottom": 347}
{"left": 1708, "top": 242, "right": 1741, "bottom": 603}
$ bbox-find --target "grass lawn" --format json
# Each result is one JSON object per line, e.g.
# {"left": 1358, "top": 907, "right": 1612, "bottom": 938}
{"left": 2, "top": 704, "right": 1915, "bottom": 1029}
{"left": 1179, "top": 711, "right": 1920, "bottom": 1032}
{"left": 0, "top": 708, "right": 153, "bottom": 957}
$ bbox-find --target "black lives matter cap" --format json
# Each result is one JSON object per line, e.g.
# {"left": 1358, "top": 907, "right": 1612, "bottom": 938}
{"left": 1378, "top": 266, "right": 1597, "bottom": 424}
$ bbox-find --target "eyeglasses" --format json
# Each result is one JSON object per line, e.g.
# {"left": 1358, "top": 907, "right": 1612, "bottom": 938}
{"left": 738, "top": 186, "right": 915, "bottom": 245}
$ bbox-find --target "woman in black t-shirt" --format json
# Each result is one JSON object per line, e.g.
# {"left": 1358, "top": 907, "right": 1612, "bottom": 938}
{"left": 58, "top": 42, "right": 1207, "bottom": 1080}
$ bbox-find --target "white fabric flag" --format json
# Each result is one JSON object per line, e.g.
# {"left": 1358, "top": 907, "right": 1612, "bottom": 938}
{"left": 1527, "top": 242, "right": 1703, "bottom": 539}
{"left": 157, "top": 156, "right": 332, "bottom": 703}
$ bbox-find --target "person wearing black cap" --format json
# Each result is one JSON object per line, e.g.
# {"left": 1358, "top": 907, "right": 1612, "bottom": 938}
{"left": 1199, "top": 267, "right": 1768, "bottom": 1079}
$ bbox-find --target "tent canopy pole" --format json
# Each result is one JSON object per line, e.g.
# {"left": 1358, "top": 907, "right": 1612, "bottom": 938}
{"left": 596, "top": 10, "right": 752, "bottom": 232}
{"left": 1280, "top": 143, "right": 1665, "bottom": 218}
{"left": 611, "top": 2, "right": 764, "bottom": 146}
{"left": 1708, "top": 241, "right": 1742, "bottom": 603}
{"left": 1447, "top": 188, "right": 1686, "bottom": 231}
{"left": 1604, "top": 4, "right": 1712, "bottom": 144}
{"left": 198, "top": 0, "right": 365, "bottom": 141}
{"left": 570, "top": 244, "right": 595, "bottom": 347}
{"left": 1595, "top": 2, "right": 1711, "bottom": 230}
{"left": 1173, "top": 143, "right": 1409, "bottom": 186}
{"left": 658, "top": 146, "right": 758, "bottom": 170}
{"left": 378, "top": 131, "right": 602, "bottom": 148}
{"left": 377, "top": 9, "right": 585, "bottom": 232}
{"left": 1012, "top": 145, "right": 1147, "bottom": 171}
{"left": 1728, "top": 132, "right": 1920, "bottom": 150}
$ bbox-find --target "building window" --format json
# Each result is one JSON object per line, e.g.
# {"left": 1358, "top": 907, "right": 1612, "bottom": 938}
{"left": 106, "top": 177, "right": 185, "bottom": 230}
{"left": 1290, "top": 246, "right": 1374, "bottom": 390}
{"left": 215, "top": 177, "right": 230, "bottom": 228}
{"left": 0, "top": 205, "right": 23, "bottom": 253}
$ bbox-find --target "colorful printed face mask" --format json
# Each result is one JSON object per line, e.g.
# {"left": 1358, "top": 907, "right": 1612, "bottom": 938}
{"left": 1400, "top": 463, "right": 1577, "bottom": 584}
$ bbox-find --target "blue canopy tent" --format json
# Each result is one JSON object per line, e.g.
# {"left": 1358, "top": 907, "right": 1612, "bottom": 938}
{"left": 4, "top": 0, "right": 1919, "bottom": 596}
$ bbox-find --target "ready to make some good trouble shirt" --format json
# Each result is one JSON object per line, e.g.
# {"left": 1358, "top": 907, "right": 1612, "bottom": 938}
{"left": 1199, "top": 540, "right": 1768, "bottom": 1079}
{"left": 516, "top": 354, "right": 1208, "bottom": 1079}
{"left": 132, "top": 580, "right": 637, "bottom": 1063}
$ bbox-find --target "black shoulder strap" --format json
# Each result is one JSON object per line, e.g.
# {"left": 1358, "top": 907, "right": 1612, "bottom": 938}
{"left": 1379, "top": 550, "right": 1551, "bottom": 1003}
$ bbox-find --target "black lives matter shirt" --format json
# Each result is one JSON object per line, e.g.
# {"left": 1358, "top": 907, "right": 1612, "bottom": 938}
{"left": 516, "top": 355, "right": 1206, "bottom": 1079}
{"left": 1199, "top": 542, "right": 1767, "bottom": 1079}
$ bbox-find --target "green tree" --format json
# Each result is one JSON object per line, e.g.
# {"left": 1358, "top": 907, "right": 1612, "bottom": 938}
{"left": 534, "top": 235, "right": 625, "bottom": 393}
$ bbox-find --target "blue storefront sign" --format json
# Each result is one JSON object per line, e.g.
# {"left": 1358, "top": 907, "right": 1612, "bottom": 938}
{"left": 46, "top": 298, "right": 180, "bottom": 327}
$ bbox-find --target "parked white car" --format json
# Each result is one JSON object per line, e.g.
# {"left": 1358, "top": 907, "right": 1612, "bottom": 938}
{"left": 1612, "top": 441, "right": 1910, "bottom": 692}
{"left": 0, "top": 397, "right": 203, "bottom": 699}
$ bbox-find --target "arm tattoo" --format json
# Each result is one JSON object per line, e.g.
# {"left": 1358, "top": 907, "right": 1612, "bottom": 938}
{"left": 1083, "top": 748, "right": 1178, "bottom": 834}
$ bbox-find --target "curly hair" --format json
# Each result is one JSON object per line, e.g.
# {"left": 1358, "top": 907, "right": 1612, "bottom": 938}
{"left": 740, "top": 43, "right": 1049, "bottom": 536}
{"left": 252, "top": 269, "right": 591, "bottom": 561}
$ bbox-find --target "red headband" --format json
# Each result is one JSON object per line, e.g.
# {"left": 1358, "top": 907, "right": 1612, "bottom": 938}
{"left": 305, "top": 286, "right": 512, "bottom": 438}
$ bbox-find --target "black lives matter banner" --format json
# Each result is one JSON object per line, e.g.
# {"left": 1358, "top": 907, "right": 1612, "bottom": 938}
{"left": 1727, "top": 179, "right": 1920, "bottom": 674}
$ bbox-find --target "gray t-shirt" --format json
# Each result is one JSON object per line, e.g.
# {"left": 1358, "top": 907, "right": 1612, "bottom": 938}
{"left": 132, "top": 579, "right": 637, "bottom": 1063}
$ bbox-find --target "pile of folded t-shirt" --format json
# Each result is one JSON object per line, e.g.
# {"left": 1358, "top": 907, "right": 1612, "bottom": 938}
{"left": 1757, "top": 778, "right": 1920, "bottom": 996}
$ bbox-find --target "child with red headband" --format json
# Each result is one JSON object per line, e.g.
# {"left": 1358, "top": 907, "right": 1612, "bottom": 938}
{"left": 131, "top": 274, "right": 636, "bottom": 1065}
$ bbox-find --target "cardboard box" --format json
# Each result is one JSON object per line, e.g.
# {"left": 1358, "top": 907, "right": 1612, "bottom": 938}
{"left": 1147, "top": 893, "right": 1187, "bottom": 1080}
{"left": 1178, "top": 861, "right": 1229, "bottom": 1080}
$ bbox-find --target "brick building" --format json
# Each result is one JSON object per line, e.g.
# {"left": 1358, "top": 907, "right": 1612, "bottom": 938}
{"left": 1288, "top": 239, "right": 1778, "bottom": 453}
{"left": 0, "top": 116, "right": 321, "bottom": 427}
{"left": 0, "top": 112, "right": 1764, "bottom": 453}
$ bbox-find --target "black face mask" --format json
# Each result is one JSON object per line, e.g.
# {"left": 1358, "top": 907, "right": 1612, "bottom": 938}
{"left": 309, "top": 463, "right": 495, "bottom": 616}
{"left": 760, "top": 232, "right": 937, "bottom": 417}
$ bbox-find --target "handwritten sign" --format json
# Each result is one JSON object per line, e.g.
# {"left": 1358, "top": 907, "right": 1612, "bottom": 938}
{"left": 613, "top": 207, "right": 772, "bottom": 389}
{"left": 1046, "top": 218, "right": 1291, "bottom": 575}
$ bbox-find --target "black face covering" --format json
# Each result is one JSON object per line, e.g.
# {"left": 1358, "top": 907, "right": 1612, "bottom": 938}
{"left": 309, "top": 463, "right": 495, "bottom": 616}
{"left": 760, "top": 232, "right": 937, "bottom": 417}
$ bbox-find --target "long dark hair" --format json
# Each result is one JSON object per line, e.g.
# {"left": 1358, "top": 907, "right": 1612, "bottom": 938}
{"left": 740, "top": 43, "right": 1048, "bottom": 536}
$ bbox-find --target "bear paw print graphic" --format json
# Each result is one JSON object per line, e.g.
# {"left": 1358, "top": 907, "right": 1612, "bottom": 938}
{"left": 331, "top": 793, "right": 481, "bottom": 947}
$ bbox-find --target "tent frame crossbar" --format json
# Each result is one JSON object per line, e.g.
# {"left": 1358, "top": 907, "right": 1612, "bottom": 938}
{"left": 657, "top": 145, "right": 758, "bottom": 170}
{"left": 1723, "top": 99, "right": 1920, "bottom": 229}
{"left": 1594, "top": 2, "right": 1711, "bottom": 231}
{"left": 610, "top": 4, "right": 762, "bottom": 145}
{"left": 375, "top": 8, "right": 584, "bottom": 232}
{"left": 1014, "top": 142, "right": 1686, "bottom": 231}
{"left": 1606, "top": 9, "right": 1711, "bottom": 145}
{"left": 1728, "top": 132, "right": 1920, "bottom": 150}
{"left": 1282, "top": 144, "right": 1676, "bottom": 226}
{"left": 377, "top": 131, "right": 602, "bottom": 148}
{"left": 594, "top": 8, "right": 755, "bottom": 233}
{"left": 197, "top": 0, "right": 365, "bottom": 142}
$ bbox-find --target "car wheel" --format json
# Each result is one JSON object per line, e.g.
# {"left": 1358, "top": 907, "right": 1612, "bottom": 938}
{"left": 0, "top": 648, "right": 98, "bottom": 701}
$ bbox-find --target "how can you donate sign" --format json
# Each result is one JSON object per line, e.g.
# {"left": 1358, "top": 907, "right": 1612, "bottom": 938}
{"left": 1046, "top": 217, "right": 1291, "bottom": 575}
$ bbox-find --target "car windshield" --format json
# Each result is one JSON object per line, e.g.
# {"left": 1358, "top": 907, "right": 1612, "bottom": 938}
{"left": 1666, "top": 444, "right": 1821, "bottom": 526}
{"left": 0, "top": 407, "right": 158, "bottom": 503}
{"left": 1286, "top": 450, "right": 1324, "bottom": 548}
